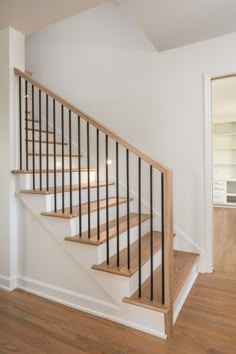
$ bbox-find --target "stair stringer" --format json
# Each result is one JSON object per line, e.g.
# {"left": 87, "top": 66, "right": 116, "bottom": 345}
{"left": 17, "top": 190, "right": 167, "bottom": 339}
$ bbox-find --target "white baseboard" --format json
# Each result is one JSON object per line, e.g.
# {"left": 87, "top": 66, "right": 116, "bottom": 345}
{"left": 17, "top": 276, "right": 166, "bottom": 339}
{"left": 17, "top": 276, "right": 116, "bottom": 310}
{"left": 0, "top": 274, "right": 17, "bottom": 291}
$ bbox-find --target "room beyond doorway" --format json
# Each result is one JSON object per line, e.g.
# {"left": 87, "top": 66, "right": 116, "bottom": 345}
{"left": 211, "top": 75, "right": 236, "bottom": 274}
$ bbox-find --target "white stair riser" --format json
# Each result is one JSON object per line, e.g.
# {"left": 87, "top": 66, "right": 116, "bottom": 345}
{"left": 47, "top": 184, "right": 115, "bottom": 209}
{"left": 42, "top": 214, "right": 150, "bottom": 261}
{"left": 20, "top": 191, "right": 130, "bottom": 235}
{"left": 20, "top": 193, "right": 51, "bottom": 215}
{"left": 27, "top": 142, "right": 67, "bottom": 154}
{"left": 69, "top": 201, "right": 130, "bottom": 235}
{"left": 97, "top": 219, "right": 151, "bottom": 263}
{"left": 90, "top": 249, "right": 162, "bottom": 300}
{"left": 28, "top": 156, "right": 79, "bottom": 170}
{"left": 19, "top": 171, "right": 97, "bottom": 189}
{"left": 39, "top": 201, "right": 129, "bottom": 238}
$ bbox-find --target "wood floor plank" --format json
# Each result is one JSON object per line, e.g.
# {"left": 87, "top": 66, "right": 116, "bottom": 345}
{"left": 214, "top": 207, "right": 236, "bottom": 273}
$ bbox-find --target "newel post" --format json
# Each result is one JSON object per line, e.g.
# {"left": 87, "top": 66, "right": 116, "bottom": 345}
{"left": 164, "top": 169, "right": 174, "bottom": 337}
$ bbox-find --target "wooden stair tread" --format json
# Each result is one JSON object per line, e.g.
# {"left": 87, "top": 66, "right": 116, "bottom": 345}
{"left": 26, "top": 118, "right": 40, "bottom": 122}
{"left": 25, "top": 128, "right": 54, "bottom": 134}
{"left": 26, "top": 139, "right": 68, "bottom": 145}
{"left": 92, "top": 231, "right": 161, "bottom": 277}
{"left": 41, "top": 197, "right": 131, "bottom": 219}
{"left": 20, "top": 182, "right": 114, "bottom": 195}
{"left": 65, "top": 213, "right": 150, "bottom": 246}
{"left": 123, "top": 250, "right": 199, "bottom": 311}
{"left": 27, "top": 153, "right": 81, "bottom": 157}
{"left": 12, "top": 168, "right": 95, "bottom": 174}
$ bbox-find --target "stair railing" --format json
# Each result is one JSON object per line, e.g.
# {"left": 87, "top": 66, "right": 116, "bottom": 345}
{"left": 15, "top": 68, "right": 173, "bottom": 334}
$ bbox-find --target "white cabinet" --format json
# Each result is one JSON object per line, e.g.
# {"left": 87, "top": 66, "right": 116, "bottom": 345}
{"left": 213, "top": 122, "right": 236, "bottom": 206}
{"left": 213, "top": 180, "right": 226, "bottom": 204}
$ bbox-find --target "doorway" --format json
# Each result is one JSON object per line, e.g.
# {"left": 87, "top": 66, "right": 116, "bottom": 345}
{"left": 211, "top": 75, "right": 236, "bottom": 273}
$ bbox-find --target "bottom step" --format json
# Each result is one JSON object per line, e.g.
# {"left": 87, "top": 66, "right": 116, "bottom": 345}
{"left": 123, "top": 250, "right": 199, "bottom": 312}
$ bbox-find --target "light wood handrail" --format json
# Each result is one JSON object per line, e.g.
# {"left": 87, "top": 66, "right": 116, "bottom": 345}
{"left": 14, "top": 68, "right": 170, "bottom": 174}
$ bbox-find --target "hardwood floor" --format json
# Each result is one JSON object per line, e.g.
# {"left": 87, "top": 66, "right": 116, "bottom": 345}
{"left": 1, "top": 272, "right": 236, "bottom": 354}
{"left": 214, "top": 207, "right": 236, "bottom": 273}
{"left": 0, "top": 208, "right": 234, "bottom": 353}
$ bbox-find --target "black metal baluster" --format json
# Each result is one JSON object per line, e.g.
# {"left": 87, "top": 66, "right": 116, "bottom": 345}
{"left": 126, "top": 149, "right": 130, "bottom": 270}
{"left": 116, "top": 142, "right": 120, "bottom": 267}
{"left": 25, "top": 80, "right": 29, "bottom": 170}
{"left": 96, "top": 129, "right": 100, "bottom": 241}
{"left": 69, "top": 110, "right": 73, "bottom": 214}
{"left": 78, "top": 116, "right": 82, "bottom": 237}
{"left": 19, "top": 76, "right": 22, "bottom": 170}
{"left": 87, "top": 123, "right": 91, "bottom": 238}
{"left": 46, "top": 95, "right": 49, "bottom": 191}
{"left": 150, "top": 165, "right": 154, "bottom": 301}
{"left": 53, "top": 99, "right": 57, "bottom": 212}
{"left": 39, "top": 90, "right": 42, "bottom": 190}
{"left": 161, "top": 173, "right": 165, "bottom": 305}
{"left": 105, "top": 135, "right": 109, "bottom": 265}
{"left": 32, "top": 85, "right": 35, "bottom": 190}
{"left": 138, "top": 157, "right": 141, "bottom": 297}
{"left": 61, "top": 105, "right": 65, "bottom": 213}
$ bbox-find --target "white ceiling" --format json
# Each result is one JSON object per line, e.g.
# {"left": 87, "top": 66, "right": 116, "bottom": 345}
{"left": 116, "top": 0, "right": 236, "bottom": 51}
{"left": 0, "top": 0, "right": 105, "bottom": 34}
{"left": 212, "top": 76, "right": 236, "bottom": 122}
{"left": 1, "top": 0, "right": 236, "bottom": 51}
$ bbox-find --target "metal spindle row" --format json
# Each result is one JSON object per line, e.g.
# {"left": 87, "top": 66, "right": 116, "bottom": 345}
{"left": 87, "top": 123, "right": 91, "bottom": 238}
{"left": 69, "top": 111, "right": 73, "bottom": 214}
{"left": 32, "top": 85, "right": 35, "bottom": 190}
{"left": 18, "top": 74, "right": 166, "bottom": 306}
{"left": 53, "top": 99, "right": 57, "bottom": 212}
{"left": 97, "top": 129, "right": 100, "bottom": 241}
{"left": 39, "top": 89, "right": 42, "bottom": 191}
{"left": 46, "top": 94, "right": 49, "bottom": 191}
{"left": 78, "top": 116, "right": 82, "bottom": 236}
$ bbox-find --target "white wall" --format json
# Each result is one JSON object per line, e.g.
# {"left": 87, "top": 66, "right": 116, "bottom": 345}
{"left": 0, "top": 28, "right": 25, "bottom": 289}
{"left": 25, "top": 2, "right": 236, "bottom": 271}
{"left": 156, "top": 33, "right": 236, "bottom": 270}
{"left": 26, "top": 2, "right": 159, "bottom": 150}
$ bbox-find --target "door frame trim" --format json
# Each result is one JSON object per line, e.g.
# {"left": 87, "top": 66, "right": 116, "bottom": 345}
{"left": 203, "top": 70, "right": 236, "bottom": 272}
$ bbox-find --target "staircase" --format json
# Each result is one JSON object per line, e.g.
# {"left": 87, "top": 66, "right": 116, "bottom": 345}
{"left": 12, "top": 68, "right": 199, "bottom": 339}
